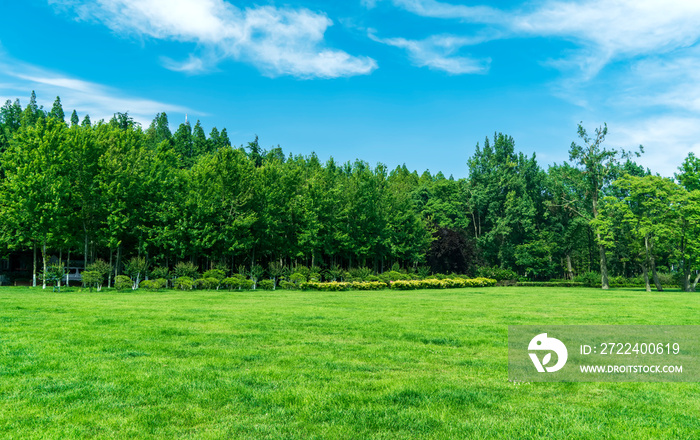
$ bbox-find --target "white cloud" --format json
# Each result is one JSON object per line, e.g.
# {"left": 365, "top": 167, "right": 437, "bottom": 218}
{"left": 607, "top": 116, "right": 700, "bottom": 178}
{"left": 515, "top": 1, "right": 700, "bottom": 56}
{"left": 372, "top": 0, "right": 700, "bottom": 76}
{"left": 371, "top": 33, "right": 490, "bottom": 74}
{"left": 0, "top": 56, "right": 194, "bottom": 126}
{"left": 161, "top": 54, "right": 210, "bottom": 74}
{"left": 50, "top": 0, "right": 377, "bottom": 78}
{"left": 366, "top": 0, "right": 500, "bottom": 21}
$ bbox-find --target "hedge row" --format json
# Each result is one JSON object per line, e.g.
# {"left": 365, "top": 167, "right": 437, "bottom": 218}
{"left": 389, "top": 277, "right": 496, "bottom": 290}
{"left": 300, "top": 281, "right": 386, "bottom": 291}
{"left": 517, "top": 281, "right": 585, "bottom": 288}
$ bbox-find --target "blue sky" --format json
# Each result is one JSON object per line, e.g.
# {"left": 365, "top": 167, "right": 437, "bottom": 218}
{"left": 2, "top": 0, "right": 700, "bottom": 177}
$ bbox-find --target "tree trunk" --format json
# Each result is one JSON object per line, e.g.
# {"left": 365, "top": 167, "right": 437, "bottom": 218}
{"left": 565, "top": 254, "right": 574, "bottom": 280}
{"left": 115, "top": 245, "right": 121, "bottom": 282}
{"left": 650, "top": 257, "right": 663, "bottom": 292}
{"left": 692, "top": 272, "right": 700, "bottom": 292}
{"left": 642, "top": 263, "right": 651, "bottom": 292}
{"left": 58, "top": 249, "right": 62, "bottom": 289}
{"left": 645, "top": 235, "right": 663, "bottom": 291}
{"left": 41, "top": 241, "right": 47, "bottom": 290}
{"left": 683, "top": 268, "right": 692, "bottom": 292}
{"left": 84, "top": 232, "right": 89, "bottom": 269}
{"left": 66, "top": 250, "right": 71, "bottom": 287}
{"left": 108, "top": 249, "right": 113, "bottom": 289}
{"left": 32, "top": 241, "right": 37, "bottom": 287}
{"left": 598, "top": 242, "right": 609, "bottom": 289}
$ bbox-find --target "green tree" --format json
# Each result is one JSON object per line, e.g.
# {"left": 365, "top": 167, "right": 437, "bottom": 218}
{"left": 607, "top": 175, "right": 678, "bottom": 291}
{"left": 0, "top": 117, "right": 72, "bottom": 287}
{"left": 563, "top": 123, "right": 639, "bottom": 289}
{"left": 48, "top": 96, "right": 65, "bottom": 122}
{"left": 70, "top": 110, "right": 80, "bottom": 127}
{"left": 467, "top": 133, "right": 544, "bottom": 273}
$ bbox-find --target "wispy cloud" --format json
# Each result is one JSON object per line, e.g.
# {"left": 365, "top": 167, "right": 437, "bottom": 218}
{"left": 370, "top": 33, "right": 490, "bottom": 74}
{"left": 368, "top": 0, "right": 700, "bottom": 173}
{"left": 49, "top": 0, "right": 377, "bottom": 78}
{"left": 364, "top": 0, "right": 501, "bottom": 22}
{"left": 608, "top": 115, "right": 700, "bottom": 178}
{"left": 0, "top": 53, "right": 194, "bottom": 125}
{"left": 370, "top": 0, "right": 700, "bottom": 76}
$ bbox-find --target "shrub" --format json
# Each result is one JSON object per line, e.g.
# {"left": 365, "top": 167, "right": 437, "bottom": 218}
{"left": 139, "top": 280, "right": 154, "bottom": 290}
{"left": 279, "top": 280, "right": 297, "bottom": 290}
{"left": 378, "top": 270, "right": 409, "bottom": 283}
{"left": 325, "top": 265, "right": 345, "bottom": 282}
{"left": 293, "top": 266, "right": 310, "bottom": 279}
{"left": 416, "top": 266, "right": 431, "bottom": 278}
{"left": 289, "top": 272, "right": 306, "bottom": 285}
{"left": 124, "top": 257, "right": 149, "bottom": 288}
{"left": 151, "top": 266, "right": 171, "bottom": 280}
{"left": 221, "top": 275, "right": 245, "bottom": 290}
{"left": 240, "top": 279, "right": 254, "bottom": 290}
{"left": 153, "top": 278, "right": 167, "bottom": 290}
{"left": 390, "top": 277, "right": 496, "bottom": 290}
{"left": 517, "top": 281, "right": 585, "bottom": 288}
{"left": 202, "top": 269, "right": 226, "bottom": 282}
{"left": 197, "top": 277, "right": 220, "bottom": 290}
{"left": 476, "top": 266, "right": 518, "bottom": 281}
{"left": 249, "top": 264, "right": 265, "bottom": 288}
{"left": 573, "top": 272, "right": 601, "bottom": 287}
{"left": 351, "top": 281, "right": 386, "bottom": 290}
{"left": 81, "top": 270, "right": 103, "bottom": 292}
{"left": 173, "top": 276, "right": 194, "bottom": 290}
{"left": 259, "top": 279, "right": 275, "bottom": 290}
{"left": 301, "top": 281, "right": 352, "bottom": 291}
{"left": 348, "top": 267, "right": 373, "bottom": 281}
{"left": 114, "top": 275, "right": 133, "bottom": 290}
{"left": 174, "top": 261, "right": 199, "bottom": 279}
{"left": 86, "top": 260, "right": 111, "bottom": 289}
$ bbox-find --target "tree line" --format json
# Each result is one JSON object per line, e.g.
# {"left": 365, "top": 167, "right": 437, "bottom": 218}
{"left": 0, "top": 92, "right": 698, "bottom": 291}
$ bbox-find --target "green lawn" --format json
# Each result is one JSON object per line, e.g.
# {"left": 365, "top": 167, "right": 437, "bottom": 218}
{"left": 0, "top": 286, "right": 698, "bottom": 439}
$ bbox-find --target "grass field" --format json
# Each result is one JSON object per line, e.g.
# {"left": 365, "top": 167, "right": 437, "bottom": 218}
{"left": 0, "top": 286, "right": 698, "bottom": 439}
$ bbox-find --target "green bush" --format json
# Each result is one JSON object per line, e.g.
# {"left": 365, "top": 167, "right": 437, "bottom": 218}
{"left": 173, "top": 276, "right": 194, "bottom": 290}
{"left": 221, "top": 275, "right": 245, "bottom": 290}
{"left": 114, "top": 275, "right": 133, "bottom": 290}
{"left": 202, "top": 269, "right": 226, "bottom": 282}
{"left": 348, "top": 267, "right": 373, "bottom": 281}
{"left": 300, "top": 278, "right": 495, "bottom": 291}
{"left": 258, "top": 279, "right": 274, "bottom": 290}
{"left": 288, "top": 272, "right": 306, "bottom": 285}
{"left": 151, "top": 266, "right": 171, "bottom": 280}
{"left": 517, "top": 281, "right": 585, "bottom": 287}
{"left": 573, "top": 272, "right": 601, "bottom": 287}
{"left": 193, "top": 277, "right": 219, "bottom": 290}
{"left": 139, "top": 280, "right": 154, "bottom": 290}
{"left": 81, "top": 270, "right": 103, "bottom": 292}
{"left": 608, "top": 276, "right": 645, "bottom": 288}
{"left": 378, "top": 270, "right": 409, "bottom": 283}
{"left": 351, "top": 281, "right": 386, "bottom": 290}
{"left": 476, "top": 266, "right": 518, "bottom": 281}
{"left": 301, "top": 281, "right": 353, "bottom": 291}
{"left": 86, "top": 260, "right": 111, "bottom": 289}
{"left": 279, "top": 280, "right": 297, "bottom": 290}
{"left": 174, "top": 262, "right": 199, "bottom": 279}
{"left": 390, "top": 277, "right": 496, "bottom": 290}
